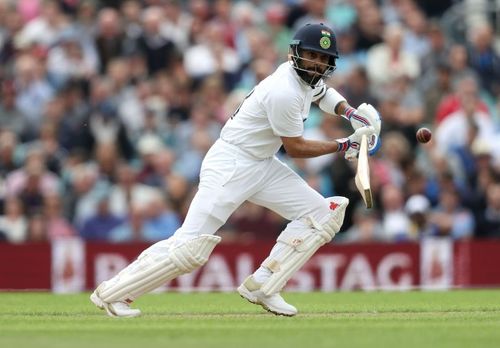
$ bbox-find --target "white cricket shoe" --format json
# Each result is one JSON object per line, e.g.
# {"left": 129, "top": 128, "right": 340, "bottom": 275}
{"left": 237, "top": 276, "right": 297, "bottom": 316}
{"left": 90, "top": 290, "right": 141, "bottom": 318}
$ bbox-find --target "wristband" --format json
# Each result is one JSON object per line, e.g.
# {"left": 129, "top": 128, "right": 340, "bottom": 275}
{"left": 335, "top": 138, "right": 350, "bottom": 152}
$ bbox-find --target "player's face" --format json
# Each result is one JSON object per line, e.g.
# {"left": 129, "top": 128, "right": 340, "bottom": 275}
{"left": 300, "top": 49, "right": 330, "bottom": 76}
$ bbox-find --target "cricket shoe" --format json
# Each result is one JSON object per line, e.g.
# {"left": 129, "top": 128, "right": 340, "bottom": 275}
{"left": 90, "top": 289, "right": 141, "bottom": 318}
{"left": 237, "top": 276, "right": 297, "bottom": 316}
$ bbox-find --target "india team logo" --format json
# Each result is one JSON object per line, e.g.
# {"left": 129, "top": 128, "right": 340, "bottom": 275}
{"left": 320, "top": 30, "right": 331, "bottom": 49}
{"left": 320, "top": 36, "right": 331, "bottom": 49}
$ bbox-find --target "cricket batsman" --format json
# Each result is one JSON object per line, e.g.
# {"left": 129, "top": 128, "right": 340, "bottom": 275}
{"left": 90, "top": 23, "right": 381, "bottom": 317}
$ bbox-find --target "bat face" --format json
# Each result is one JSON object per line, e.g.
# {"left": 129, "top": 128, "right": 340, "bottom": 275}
{"left": 355, "top": 134, "right": 373, "bottom": 208}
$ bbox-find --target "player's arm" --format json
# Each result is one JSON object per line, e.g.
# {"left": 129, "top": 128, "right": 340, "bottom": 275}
{"left": 281, "top": 136, "right": 342, "bottom": 158}
{"left": 281, "top": 126, "right": 375, "bottom": 159}
{"left": 314, "top": 87, "right": 370, "bottom": 125}
{"left": 314, "top": 87, "right": 382, "bottom": 154}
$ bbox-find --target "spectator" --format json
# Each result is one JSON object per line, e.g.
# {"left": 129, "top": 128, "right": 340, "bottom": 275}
{"left": 135, "top": 133, "right": 168, "bottom": 186}
{"left": 466, "top": 21, "right": 500, "bottom": 96}
{"left": 212, "top": 0, "right": 237, "bottom": 49}
{"left": 13, "top": 53, "right": 55, "bottom": 133}
{"left": 435, "top": 90, "right": 496, "bottom": 155}
{"left": 164, "top": 173, "right": 190, "bottom": 216}
{"left": 366, "top": 23, "right": 420, "bottom": 93}
{"left": 74, "top": 0, "right": 99, "bottom": 40}
{"left": 0, "top": 3, "right": 23, "bottom": 65}
{"left": 107, "top": 58, "right": 145, "bottom": 134}
{"left": 339, "top": 66, "right": 377, "bottom": 117}
{"left": 0, "top": 196, "right": 28, "bottom": 243}
{"left": 5, "top": 148, "right": 60, "bottom": 214}
{"left": 136, "top": 6, "right": 178, "bottom": 76}
{"left": 400, "top": 5, "right": 430, "bottom": 60}
{"left": 79, "top": 194, "right": 124, "bottom": 241}
{"left": 88, "top": 98, "right": 135, "bottom": 162}
{"left": 377, "top": 132, "right": 411, "bottom": 187}
{"left": 161, "top": 0, "right": 193, "bottom": 51}
{"left": 353, "top": 0, "right": 383, "bottom": 51}
{"left": 333, "top": 28, "right": 367, "bottom": 81}
{"left": 142, "top": 193, "right": 181, "bottom": 241}
{"left": 57, "top": 82, "right": 92, "bottom": 155}
{"left": 26, "top": 213, "right": 47, "bottom": 242}
{"left": 418, "top": 21, "right": 451, "bottom": 92}
{"left": 435, "top": 74, "right": 488, "bottom": 125}
{"left": 341, "top": 203, "right": 384, "bottom": 243}
{"left": 109, "top": 204, "right": 154, "bottom": 242}
{"left": 43, "top": 192, "right": 76, "bottom": 240}
{"left": 448, "top": 44, "right": 478, "bottom": 87}
{"left": 292, "top": 0, "right": 333, "bottom": 32}
{"left": 263, "top": 2, "right": 291, "bottom": 61}
{"left": 15, "top": 0, "right": 68, "bottom": 49}
{"left": 380, "top": 184, "right": 411, "bottom": 242}
{"left": 385, "top": 74, "right": 424, "bottom": 147}
{"left": 46, "top": 27, "right": 98, "bottom": 87}
{"left": 183, "top": 20, "right": 241, "bottom": 90}
{"left": 107, "top": 163, "right": 159, "bottom": 217}
{"left": 431, "top": 186, "right": 475, "bottom": 240}
{"left": 67, "top": 163, "right": 106, "bottom": 228}
{"left": 405, "top": 194, "right": 435, "bottom": 239}
{"left": 94, "top": 141, "right": 121, "bottom": 180}
{"left": 172, "top": 101, "right": 221, "bottom": 156}
{"left": 475, "top": 180, "right": 500, "bottom": 238}
{"left": 120, "top": 0, "right": 143, "bottom": 45}
{"left": 0, "top": 80, "right": 27, "bottom": 137}
{"left": 28, "top": 122, "right": 66, "bottom": 176}
{"left": 0, "top": 130, "right": 20, "bottom": 177}
{"left": 422, "top": 62, "right": 453, "bottom": 125}
{"left": 94, "top": 8, "right": 127, "bottom": 73}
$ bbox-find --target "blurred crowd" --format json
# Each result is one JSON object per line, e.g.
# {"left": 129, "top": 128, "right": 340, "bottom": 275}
{"left": 0, "top": 0, "right": 499, "bottom": 245}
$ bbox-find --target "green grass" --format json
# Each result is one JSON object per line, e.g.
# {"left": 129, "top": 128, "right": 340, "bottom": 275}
{"left": 1, "top": 290, "right": 500, "bottom": 348}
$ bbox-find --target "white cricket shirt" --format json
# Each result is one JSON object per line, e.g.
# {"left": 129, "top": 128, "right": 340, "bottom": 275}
{"left": 220, "top": 62, "right": 344, "bottom": 159}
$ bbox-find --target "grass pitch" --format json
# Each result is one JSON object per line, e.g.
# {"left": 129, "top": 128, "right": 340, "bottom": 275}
{"left": 1, "top": 290, "right": 499, "bottom": 348}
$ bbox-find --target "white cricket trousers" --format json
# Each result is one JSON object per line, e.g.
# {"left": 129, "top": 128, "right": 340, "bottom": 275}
{"left": 173, "top": 139, "right": 331, "bottom": 243}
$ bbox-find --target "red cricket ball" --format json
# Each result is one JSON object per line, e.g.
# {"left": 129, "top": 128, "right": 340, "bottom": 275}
{"left": 416, "top": 127, "right": 432, "bottom": 143}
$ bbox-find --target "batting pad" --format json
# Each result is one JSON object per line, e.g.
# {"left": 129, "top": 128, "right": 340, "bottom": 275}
{"left": 98, "top": 234, "right": 221, "bottom": 303}
{"left": 260, "top": 197, "right": 348, "bottom": 296}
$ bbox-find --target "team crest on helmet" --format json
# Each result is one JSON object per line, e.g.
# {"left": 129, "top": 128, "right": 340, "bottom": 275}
{"left": 320, "top": 36, "right": 331, "bottom": 49}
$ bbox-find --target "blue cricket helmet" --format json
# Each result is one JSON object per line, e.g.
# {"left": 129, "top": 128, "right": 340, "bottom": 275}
{"left": 289, "top": 23, "right": 339, "bottom": 86}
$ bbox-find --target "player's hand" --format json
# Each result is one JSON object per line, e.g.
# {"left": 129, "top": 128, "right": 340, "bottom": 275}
{"left": 336, "top": 126, "right": 376, "bottom": 161}
{"left": 350, "top": 103, "right": 381, "bottom": 155}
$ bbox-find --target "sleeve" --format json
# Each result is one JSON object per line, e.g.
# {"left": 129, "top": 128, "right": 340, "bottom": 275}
{"left": 318, "top": 87, "right": 347, "bottom": 116}
{"left": 264, "top": 90, "right": 304, "bottom": 137}
{"left": 311, "top": 85, "right": 327, "bottom": 102}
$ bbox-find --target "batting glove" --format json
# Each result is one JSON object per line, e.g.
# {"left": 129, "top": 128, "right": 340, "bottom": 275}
{"left": 345, "top": 103, "right": 382, "bottom": 155}
{"left": 336, "top": 126, "right": 376, "bottom": 161}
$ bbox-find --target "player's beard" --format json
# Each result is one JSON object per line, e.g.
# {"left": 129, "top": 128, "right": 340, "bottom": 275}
{"left": 290, "top": 53, "right": 332, "bottom": 87}
{"left": 297, "top": 68, "right": 323, "bottom": 87}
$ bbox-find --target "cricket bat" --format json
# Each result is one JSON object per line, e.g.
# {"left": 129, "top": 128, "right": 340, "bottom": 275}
{"left": 355, "top": 134, "right": 373, "bottom": 208}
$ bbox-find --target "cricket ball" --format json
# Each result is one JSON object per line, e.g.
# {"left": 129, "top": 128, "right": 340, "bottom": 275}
{"left": 416, "top": 127, "right": 432, "bottom": 144}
